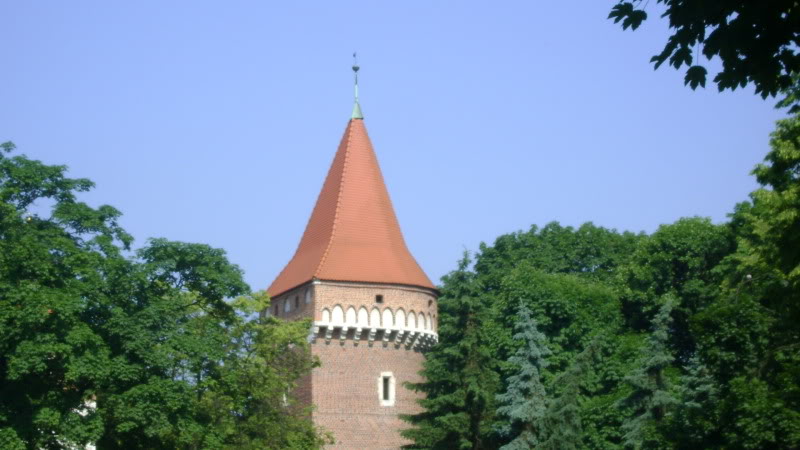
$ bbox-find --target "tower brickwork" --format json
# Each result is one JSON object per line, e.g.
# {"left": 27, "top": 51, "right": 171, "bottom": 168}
{"left": 266, "top": 105, "right": 437, "bottom": 448}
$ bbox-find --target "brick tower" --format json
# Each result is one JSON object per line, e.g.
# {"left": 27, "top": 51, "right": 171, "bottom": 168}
{"left": 266, "top": 62, "right": 438, "bottom": 449}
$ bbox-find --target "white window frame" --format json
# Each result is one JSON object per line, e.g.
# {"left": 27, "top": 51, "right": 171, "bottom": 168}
{"left": 378, "top": 372, "right": 396, "bottom": 407}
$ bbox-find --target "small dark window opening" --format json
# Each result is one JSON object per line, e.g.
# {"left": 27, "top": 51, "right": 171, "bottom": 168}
{"left": 274, "top": 304, "right": 278, "bottom": 315}
{"left": 376, "top": 295, "right": 384, "bottom": 304}
{"left": 428, "top": 299, "right": 433, "bottom": 307}
{"left": 295, "top": 296, "right": 299, "bottom": 308}
{"left": 382, "top": 376, "right": 391, "bottom": 401}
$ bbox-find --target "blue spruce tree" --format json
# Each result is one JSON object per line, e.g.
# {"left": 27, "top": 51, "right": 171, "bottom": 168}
{"left": 671, "top": 355, "right": 721, "bottom": 447}
{"left": 617, "top": 296, "right": 678, "bottom": 449}
{"left": 495, "top": 302, "right": 550, "bottom": 449}
{"left": 539, "top": 335, "right": 602, "bottom": 450}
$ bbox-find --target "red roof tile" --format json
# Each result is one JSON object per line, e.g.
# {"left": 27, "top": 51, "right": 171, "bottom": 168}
{"left": 267, "top": 119, "right": 435, "bottom": 297}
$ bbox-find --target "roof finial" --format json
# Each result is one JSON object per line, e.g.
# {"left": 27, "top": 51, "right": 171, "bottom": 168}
{"left": 351, "top": 52, "right": 363, "bottom": 120}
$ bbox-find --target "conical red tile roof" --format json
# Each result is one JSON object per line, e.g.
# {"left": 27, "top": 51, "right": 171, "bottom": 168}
{"left": 267, "top": 119, "right": 435, "bottom": 297}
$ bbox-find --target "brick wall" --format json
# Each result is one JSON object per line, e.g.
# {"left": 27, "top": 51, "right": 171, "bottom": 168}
{"left": 273, "top": 281, "right": 437, "bottom": 449}
{"left": 312, "top": 338, "right": 426, "bottom": 449}
{"left": 270, "top": 281, "right": 437, "bottom": 330}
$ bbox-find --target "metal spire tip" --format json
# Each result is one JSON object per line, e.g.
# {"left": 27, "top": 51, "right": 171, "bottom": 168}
{"left": 351, "top": 52, "right": 363, "bottom": 119}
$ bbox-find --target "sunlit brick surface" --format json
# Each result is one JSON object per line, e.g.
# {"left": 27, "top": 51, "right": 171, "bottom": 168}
{"left": 312, "top": 338, "right": 426, "bottom": 449}
{"left": 276, "top": 282, "right": 436, "bottom": 449}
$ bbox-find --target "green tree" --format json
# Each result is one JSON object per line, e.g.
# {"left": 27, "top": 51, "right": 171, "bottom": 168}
{"left": 617, "top": 298, "right": 677, "bottom": 449}
{"left": 0, "top": 143, "right": 327, "bottom": 449}
{"left": 402, "top": 112, "right": 800, "bottom": 448}
{"left": 775, "top": 73, "right": 800, "bottom": 114}
{"left": 494, "top": 302, "right": 550, "bottom": 449}
{"left": 194, "top": 292, "right": 333, "bottom": 449}
{"left": 402, "top": 255, "right": 500, "bottom": 450}
{"left": 475, "top": 222, "right": 642, "bottom": 290}
{"left": 473, "top": 226, "right": 637, "bottom": 449}
{"left": 619, "top": 217, "right": 733, "bottom": 361}
{"left": 493, "top": 266, "right": 622, "bottom": 382}
{"left": 0, "top": 141, "right": 136, "bottom": 448}
{"left": 538, "top": 336, "right": 600, "bottom": 450}
{"left": 669, "top": 356, "right": 721, "bottom": 448}
{"left": 734, "top": 113, "right": 800, "bottom": 309}
{"left": 689, "top": 113, "right": 800, "bottom": 448}
{"left": 609, "top": 0, "right": 800, "bottom": 101}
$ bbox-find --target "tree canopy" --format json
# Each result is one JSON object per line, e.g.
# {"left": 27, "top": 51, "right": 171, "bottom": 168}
{"left": 404, "top": 111, "right": 800, "bottom": 448}
{"left": 494, "top": 303, "right": 549, "bottom": 450}
{"left": 0, "top": 142, "right": 330, "bottom": 449}
{"left": 609, "top": 0, "right": 800, "bottom": 104}
{"left": 402, "top": 256, "right": 500, "bottom": 450}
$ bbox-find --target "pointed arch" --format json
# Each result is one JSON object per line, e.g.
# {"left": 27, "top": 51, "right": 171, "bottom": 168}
{"left": 358, "top": 307, "right": 369, "bottom": 327}
{"left": 370, "top": 307, "right": 381, "bottom": 327}
{"left": 321, "top": 308, "right": 331, "bottom": 323}
{"left": 418, "top": 312, "right": 426, "bottom": 330}
{"left": 382, "top": 307, "right": 394, "bottom": 328}
{"left": 395, "top": 308, "right": 406, "bottom": 328}
{"left": 332, "top": 305, "right": 344, "bottom": 324}
{"left": 345, "top": 306, "right": 357, "bottom": 325}
{"left": 408, "top": 310, "right": 417, "bottom": 329}
{"left": 427, "top": 313, "right": 432, "bottom": 330}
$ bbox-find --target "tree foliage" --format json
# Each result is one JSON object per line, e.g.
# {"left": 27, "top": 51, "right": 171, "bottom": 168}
{"left": 475, "top": 222, "right": 642, "bottom": 290}
{"left": 670, "top": 356, "right": 720, "bottom": 448}
{"left": 695, "top": 113, "right": 800, "bottom": 449}
{"left": 609, "top": 0, "right": 800, "bottom": 104}
{"left": 538, "top": 336, "right": 600, "bottom": 450}
{"left": 0, "top": 143, "right": 328, "bottom": 449}
{"left": 494, "top": 303, "right": 549, "bottom": 450}
{"left": 616, "top": 298, "right": 677, "bottom": 449}
{"left": 406, "top": 111, "right": 800, "bottom": 448}
{"left": 402, "top": 255, "right": 500, "bottom": 450}
{"left": 619, "top": 217, "right": 733, "bottom": 362}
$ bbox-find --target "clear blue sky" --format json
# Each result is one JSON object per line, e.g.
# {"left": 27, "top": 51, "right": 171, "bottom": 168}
{"left": 2, "top": 1, "right": 785, "bottom": 291}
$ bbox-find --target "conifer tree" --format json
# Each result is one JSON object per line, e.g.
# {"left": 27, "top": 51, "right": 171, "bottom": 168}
{"left": 494, "top": 302, "right": 550, "bottom": 450}
{"left": 539, "top": 336, "right": 601, "bottom": 450}
{"left": 617, "top": 297, "right": 677, "bottom": 449}
{"left": 670, "top": 355, "right": 720, "bottom": 447}
{"left": 402, "top": 254, "right": 500, "bottom": 450}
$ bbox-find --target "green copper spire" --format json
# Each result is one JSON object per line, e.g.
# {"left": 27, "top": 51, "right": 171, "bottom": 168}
{"left": 351, "top": 52, "right": 363, "bottom": 120}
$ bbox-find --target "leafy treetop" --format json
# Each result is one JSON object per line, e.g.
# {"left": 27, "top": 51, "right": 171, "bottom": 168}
{"left": 609, "top": 0, "right": 800, "bottom": 102}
